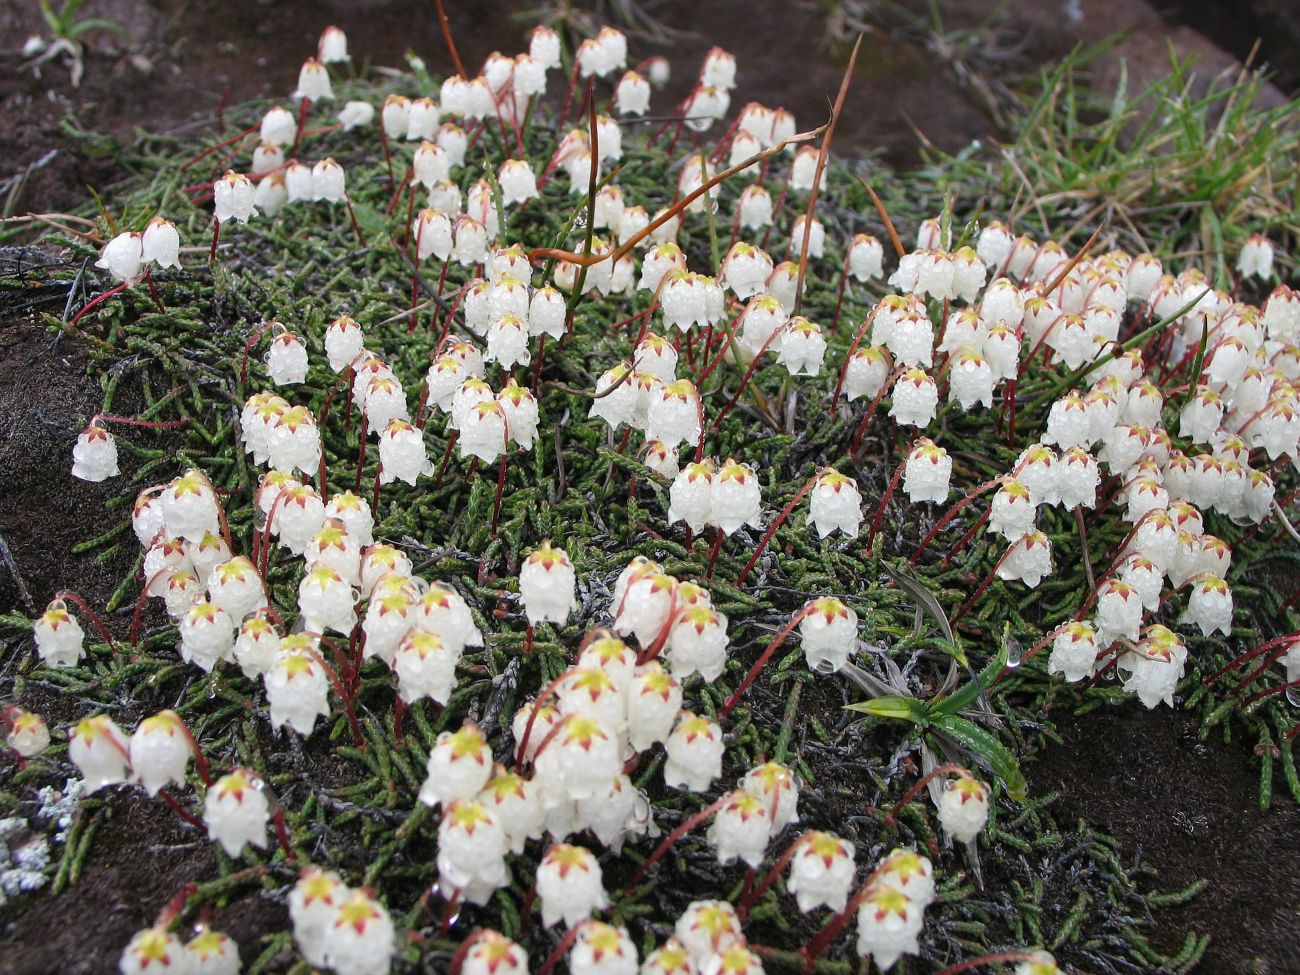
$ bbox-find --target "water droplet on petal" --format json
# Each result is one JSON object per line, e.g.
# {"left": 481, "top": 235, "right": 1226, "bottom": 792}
{"left": 1006, "top": 637, "right": 1022, "bottom": 669}
{"left": 1286, "top": 685, "right": 1300, "bottom": 708}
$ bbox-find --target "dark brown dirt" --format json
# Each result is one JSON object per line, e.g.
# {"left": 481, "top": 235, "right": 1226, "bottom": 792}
{"left": 1036, "top": 704, "right": 1300, "bottom": 975}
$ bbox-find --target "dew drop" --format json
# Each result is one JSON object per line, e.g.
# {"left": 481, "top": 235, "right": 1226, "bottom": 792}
{"left": 1286, "top": 685, "right": 1300, "bottom": 708}
{"left": 1005, "top": 637, "right": 1022, "bottom": 669}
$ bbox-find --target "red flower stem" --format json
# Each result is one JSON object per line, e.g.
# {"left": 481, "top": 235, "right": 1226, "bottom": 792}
{"left": 143, "top": 272, "right": 166, "bottom": 313}
{"left": 865, "top": 453, "right": 909, "bottom": 555}
{"left": 288, "top": 97, "right": 310, "bottom": 159}
{"left": 1240, "top": 676, "right": 1300, "bottom": 709}
{"left": 434, "top": 430, "right": 458, "bottom": 488}
{"left": 720, "top": 605, "right": 814, "bottom": 721}
{"left": 53, "top": 590, "right": 119, "bottom": 654}
{"left": 694, "top": 393, "right": 708, "bottom": 464}
{"left": 860, "top": 178, "right": 905, "bottom": 259}
{"left": 939, "top": 509, "right": 990, "bottom": 571}
{"left": 491, "top": 451, "right": 509, "bottom": 537}
{"left": 260, "top": 490, "right": 289, "bottom": 581}
{"left": 384, "top": 165, "right": 412, "bottom": 218}
{"left": 448, "top": 930, "right": 486, "bottom": 975}
{"left": 180, "top": 123, "right": 258, "bottom": 171}
{"left": 829, "top": 259, "right": 851, "bottom": 338}
{"left": 345, "top": 198, "right": 367, "bottom": 248}
{"left": 738, "top": 833, "right": 808, "bottom": 920}
{"left": 884, "top": 763, "right": 971, "bottom": 827}
{"left": 704, "top": 527, "right": 725, "bottom": 580}
{"left": 208, "top": 219, "right": 221, "bottom": 264}
{"left": 933, "top": 951, "right": 1050, "bottom": 975}
{"left": 379, "top": 125, "right": 394, "bottom": 184}
{"left": 536, "top": 920, "right": 589, "bottom": 975}
{"left": 433, "top": 0, "right": 468, "bottom": 79}
{"left": 710, "top": 321, "right": 787, "bottom": 434}
{"left": 1229, "top": 644, "right": 1295, "bottom": 698}
{"left": 799, "top": 861, "right": 892, "bottom": 971}
{"left": 303, "top": 645, "right": 364, "bottom": 749}
{"left": 1204, "top": 633, "right": 1299, "bottom": 685}
{"left": 848, "top": 364, "right": 906, "bottom": 455}
{"left": 907, "top": 477, "right": 1006, "bottom": 565}
{"left": 92, "top": 414, "right": 189, "bottom": 430}
{"left": 354, "top": 416, "right": 368, "bottom": 494}
{"left": 69, "top": 281, "right": 130, "bottom": 328}
{"left": 372, "top": 462, "right": 383, "bottom": 517}
{"left": 130, "top": 567, "right": 173, "bottom": 648}
{"left": 272, "top": 807, "right": 298, "bottom": 861}
{"left": 438, "top": 886, "right": 462, "bottom": 936}
{"left": 624, "top": 795, "right": 730, "bottom": 895}
{"left": 636, "top": 588, "right": 679, "bottom": 666}
{"left": 792, "top": 35, "right": 860, "bottom": 317}
{"left": 513, "top": 675, "right": 572, "bottom": 771}
{"left": 695, "top": 308, "right": 745, "bottom": 386}
{"left": 737, "top": 469, "right": 825, "bottom": 587}
{"left": 157, "top": 788, "right": 205, "bottom": 831}
{"left": 173, "top": 715, "right": 213, "bottom": 786}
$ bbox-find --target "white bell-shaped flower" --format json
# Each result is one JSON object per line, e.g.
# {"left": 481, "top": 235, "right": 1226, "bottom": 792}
{"left": 233, "top": 615, "right": 280, "bottom": 678}
{"left": 809, "top": 469, "right": 862, "bottom": 539}
{"left": 129, "top": 709, "right": 193, "bottom": 797}
{"left": 707, "top": 789, "right": 771, "bottom": 867}
{"left": 996, "top": 531, "right": 1053, "bottom": 589}
{"left": 799, "top": 597, "right": 858, "bottom": 673}
{"left": 378, "top": 419, "right": 432, "bottom": 486}
{"left": 266, "top": 332, "right": 308, "bottom": 385}
{"left": 1048, "top": 621, "right": 1098, "bottom": 682}
{"left": 519, "top": 540, "right": 577, "bottom": 625}
{"left": 289, "top": 866, "right": 348, "bottom": 968}
{"left": 479, "top": 767, "right": 544, "bottom": 855}
{"left": 266, "top": 638, "right": 330, "bottom": 735}
{"left": 95, "top": 231, "right": 144, "bottom": 282}
{"left": 120, "top": 927, "right": 187, "bottom": 975}
{"left": 323, "top": 890, "right": 396, "bottom": 975}
{"left": 1118, "top": 624, "right": 1188, "bottom": 708}
{"left": 935, "top": 777, "right": 989, "bottom": 842}
{"left": 6, "top": 708, "right": 50, "bottom": 758}
{"left": 902, "top": 438, "right": 951, "bottom": 504}
{"left": 34, "top": 599, "right": 86, "bottom": 668}
{"left": 534, "top": 715, "right": 622, "bottom": 802}
{"left": 674, "top": 900, "right": 743, "bottom": 963}
{"left": 710, "top": 458, "right": 762, "bottom": 536}
{"left": 570, "top": 922, "right": 638, "bottom": 975}
{"left": 297, "top": 562, "right": 356, "bottom": 635}
{"left": 889, "top": 368, "right": 938, "bottom": 428}
{"left": 666, "top": 605, "right": 729, "bottom": 683}
{"left": 1181, "top": 575, "right": 1233, "bottom": 636}
{"left": 855, "top": 886, "right": 924, "bottom": 970}
{"left": 626, "top": 662, "right": 683, "bottom": 750}
{"left": 394, "top": 630, "right": 460, "bottom": 706}
{"left": 788, "top": 831, "right": 856, "bottom": 913}
{"left": 204, "top": 768, "right": 269, "bottom": 856}
{"left": 69, "top": 715, "right": 130, "bottom": 791}
{"left": 663, "top": 712, "right": 723, "bottom": 791}
{"left": 214, "top": 170, "right": 257, "bottom": 223}
{"left": 537, "top": 843, "right": 609, "bottom": 928}
{"left": 418, "top": 723, "right": 493, "bottom": 808}
{"left": 179, "top": 599, "right": 236, "bottom": 671}
{"left": 437, "top": 800, "right": 510, "bottom": 905}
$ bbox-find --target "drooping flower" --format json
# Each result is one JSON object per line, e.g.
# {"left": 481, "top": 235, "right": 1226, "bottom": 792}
{"left": 322, "top": 890, "right": 396, "bottom": 975}
{"left": 519, "top": 540, "right": 577, "bottom": 626}
{"left": 129, "top": 710, "right": 194, "bottom": 797}
{"left": 70, "top": 715, "right": 131, "bottom": 792}
{"left": 799, "top": 597, "right": 858, "bottom": 674}
{"left": 204, "top": 768, "right": 270, "bottom": 857}
{"left": 34, "top": 599, "right": 86, "bottom": 668}
{"left": 663, "top": 712, "right": 724, "bottom": 792}
{"left": 787, "top": 831, "right": 856, "bottom": 913}
{"left": 418, "top": 723, "right": 493, "bottom": 808}
{"left": 537, "top": 843, "right": 609, "bottom": 928}
{"left": 935, "top": 777, "right": 990, "bottom": 842}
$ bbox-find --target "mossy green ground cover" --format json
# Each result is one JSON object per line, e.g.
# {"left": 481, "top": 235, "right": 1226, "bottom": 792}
{"left": 1, "top": 42, "right": 1297, "bottom": 974}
